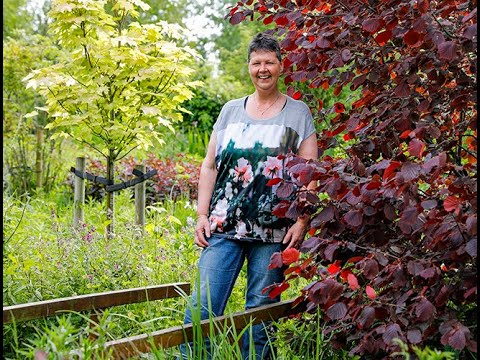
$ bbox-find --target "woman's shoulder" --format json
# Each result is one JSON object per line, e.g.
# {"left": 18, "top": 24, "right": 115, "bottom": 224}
{"left": 222, "top": 96, "right": 248, "bottom": 110}
{"left": 285, "top": 95, "right": 311, "bottom": 113}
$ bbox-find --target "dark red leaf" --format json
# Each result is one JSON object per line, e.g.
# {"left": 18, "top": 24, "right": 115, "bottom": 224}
{"left": 403, "top": 29, "right": 423, "bottom": 47}
{"left": 276, "top": 182, "right": 294, "bottom": 198}
{"left": 268, "top": 252, "right": 283, "bottom": 269}
{"left": 375, "top": 30, "right": 392, "bottom": 45}
{"left": 326, "top": 302, "right": 348, "bottom": 320}
{"left": 420, "top": 199, "right": 437, "bottom": 209}
{"left": 272, "top": 200, "right": 291, "bottom": 217}
{"left": 311, "top": 205, "right": 335, "bottom": 227}
{"left": 383, "top": 161, "right": 401, "bottom": 180}
{"left": 357, "top": 306, "right": 375, "bottom": 329}
{"left": 383, "top": 323, "right": 402, "bottom": 345}
{"left": 438, "top": 41, "right": 457, "bottom": 61}
{"left": 282, "top": 248, "right": 300, "bottom": 265}
{"left": 394, "top": 82, "right": 411, "bottom": 97}
{"left": 229, "top": 11, "right": 245, "bottom": 25}
{"left": 463, "top": 24, "right": 477, "bottom": 39}
{"left": 362, "top": 18, "right": 383, "bottom": 33}
{"left": 465, "top": 238, "right": 477, "bottom": 257}
{"left": 415, "top": 297, "right": 436, "bottom": 322}
{"left": 408, "top": 138, "right": 426, "bottom": 158}
{"left": 401, "top": 162, "right": 422, "bottom": 181}
{"left": 343, "top": 209, "right": 363, "bottom": 227}
{"left": 417, "top": 0, "right": 429, "bottom": 14}
{"left": 407, "top": 329, "right": 423, "bottom": 344}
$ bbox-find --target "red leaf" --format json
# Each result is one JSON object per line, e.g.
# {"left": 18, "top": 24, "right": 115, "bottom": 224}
{"left": 438, "top": 41, "right": 457, "bottom": 61}
{"left": 229, "top": 11, "right": 245, "bottom": 25}
{"left": 366, "top": 285, "right": 376, "bottom": 299}
{"left": 267, "top": 177, "right": 282, "bottom": 186}
{"left": 327, "top": 262, "right": 341, "bottom": 274}
{"left": 403, "top": 29, "right": 423, "bottom": 47}
{"left": 408, "top": 138, "right": 426, "bottom": 158}
{"left": 282, "top": 248, "right": 300, "bottom": 265}
{"left": 347, "top": 273, "right": 360, "bottom": 290}
{"left": 263, "top": 15, "right": 274, "bottom": 25}
{"left": 399, "top": 130, "right": 412, "bottom": 139}
{"left": 272, "top": 200, "right": 291, "bottom": 217}
{"left": 443, "top": 196, "right": 462, "bottom": 212}
{"left": 326, "top": 302, "right": 348, "bottom": 320}
{"left": 268, "top": 282, "right": 290, "bottom": 299}
{"left": 293, "top": 91, "right": 302, "bottom": 100}
{"left": 383, "top": 161, "right": 401, "bottom": 180}
{"left": 334, "top": 102, "right": 345, "bottom": 113}
{"left": 374, "top": 30, "right": 392, "bottom": 45}
{"left": 258, "top": 5, "right": 268, "bottom": 12}
{"left": 417, "top": 0, "right": 429, "bottom": 14}
{"left": 275, "top": 15, "right": 289, "bottom": 26}
{"left": 401, "top": 162, "right": 422, "bottom": 181}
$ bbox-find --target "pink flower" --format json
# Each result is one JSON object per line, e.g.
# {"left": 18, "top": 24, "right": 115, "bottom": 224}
{"left": 234, "top": 220, "right": 249, "bottom": 239}
{"left": 210, "top": 198, "right": 228, "bottom": 231}
{"left": 262, "top": 156, "right": 283, "bottom": 178}
{"left": 233, "top": 158, "right": 253, "bottom": 187}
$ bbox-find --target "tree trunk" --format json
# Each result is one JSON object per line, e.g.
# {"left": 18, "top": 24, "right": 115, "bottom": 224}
{"left": 106, "top": 151, "right": 115, "bottom": 238}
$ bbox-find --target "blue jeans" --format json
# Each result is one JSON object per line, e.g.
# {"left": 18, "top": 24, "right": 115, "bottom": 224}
{"left": 180, "top": 235, "right": 285, "bottom": 359}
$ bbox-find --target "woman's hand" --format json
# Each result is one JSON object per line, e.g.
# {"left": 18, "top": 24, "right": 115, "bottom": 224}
{"left": 282, "top": 218, "right": 309, "bottom": 249}
{"left": 194, "top": 215, "right": 211, "bottom": 248}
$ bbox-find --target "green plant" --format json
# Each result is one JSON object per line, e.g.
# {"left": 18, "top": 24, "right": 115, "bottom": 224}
{"left": 392, "top": 338, "right": 457, "bottom": 360}
{"left": 24, "top": 0, "right": 202, "bottom": 235}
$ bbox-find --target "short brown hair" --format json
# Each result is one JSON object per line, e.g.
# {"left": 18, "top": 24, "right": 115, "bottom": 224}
{"left": 248, "top": 32, "right": 282, "bottom": 62}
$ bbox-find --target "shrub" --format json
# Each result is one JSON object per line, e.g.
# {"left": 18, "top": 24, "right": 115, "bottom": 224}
{"left": 229, "top": 0, "right": 477, "bottom": 358}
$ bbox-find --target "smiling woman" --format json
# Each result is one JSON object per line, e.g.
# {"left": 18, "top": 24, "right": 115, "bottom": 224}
{"left": 179, "top": 32, "right": 318, "bottom": 360}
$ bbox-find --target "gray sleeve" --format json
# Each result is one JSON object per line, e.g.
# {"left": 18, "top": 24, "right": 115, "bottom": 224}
{"left": 302, "top": 107, "right": 316, "bottom": 140}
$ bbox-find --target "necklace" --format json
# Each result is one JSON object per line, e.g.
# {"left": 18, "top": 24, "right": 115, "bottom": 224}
{"left": 253, "top": 92, "right": 281, "bottom": 116}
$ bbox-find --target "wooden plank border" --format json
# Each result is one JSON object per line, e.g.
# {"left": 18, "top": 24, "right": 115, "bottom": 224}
{"left": 105, "top": 299, "right": 300, "bottom": 359}
{"left": 3, "top": 282, "right": 190, "bottom": 324}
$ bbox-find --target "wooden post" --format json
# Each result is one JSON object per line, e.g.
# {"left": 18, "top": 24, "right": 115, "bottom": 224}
{"left": 74, "top": 157, "right": 85, "bottom": 227}
{"left": 135, "top": 163, "right": 146, "bottom": 235}
{"left": 35, "top": 127, "right": 43, "bottom": 189}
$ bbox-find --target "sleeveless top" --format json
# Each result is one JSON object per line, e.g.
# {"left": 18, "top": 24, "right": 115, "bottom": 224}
{"left": 208, "top": 95, "right": 315, "bottom": 243}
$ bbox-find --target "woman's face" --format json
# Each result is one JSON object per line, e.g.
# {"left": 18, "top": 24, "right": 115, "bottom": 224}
{"left": 248, "top": 50, "right": 283, "bottom": 92}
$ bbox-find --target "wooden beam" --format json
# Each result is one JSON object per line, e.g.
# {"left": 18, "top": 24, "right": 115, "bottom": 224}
{"left": 3, "top": 282, "right": 190, "bottom": 324}
{"left": 105, "top": 299, "right": 300, "bottom": 359}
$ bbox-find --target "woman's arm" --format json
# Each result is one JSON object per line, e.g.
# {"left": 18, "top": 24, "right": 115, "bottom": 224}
{"left": 194, "top": 132, "right": 218, "bottom": 248}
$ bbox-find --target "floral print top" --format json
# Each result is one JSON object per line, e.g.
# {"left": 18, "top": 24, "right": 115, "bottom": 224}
{"left": 209, "top": 95, "right": 315, "bottom": 243}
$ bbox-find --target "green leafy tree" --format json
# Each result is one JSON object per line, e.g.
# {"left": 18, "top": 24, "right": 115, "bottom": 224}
{"left": 3, "top": 0, "right": 33, "bottom": 37}
{"left": 24, "top": 0, "right": 202, "bottom": 236}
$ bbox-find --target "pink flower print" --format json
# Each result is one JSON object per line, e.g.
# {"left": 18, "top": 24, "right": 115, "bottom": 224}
{"left": 233, "top": 158, "right": 253, "bottom": 187}
{"left": 210, "top": 198, "right": 228, "bottom": 232}
{"left": 234, "top": 220, "right": 249, "bottom": 239}
{"left": 262, "top": 156, "right": 283, "bottom": 178}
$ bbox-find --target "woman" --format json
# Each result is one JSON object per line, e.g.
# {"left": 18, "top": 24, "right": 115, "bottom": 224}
{"left": 180, "top": 32, "right": 318, "bottom": 359}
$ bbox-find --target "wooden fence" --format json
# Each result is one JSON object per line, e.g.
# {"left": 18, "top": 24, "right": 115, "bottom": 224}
{"left": 3, "top": 282, "right": 301, "bottom": 359}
